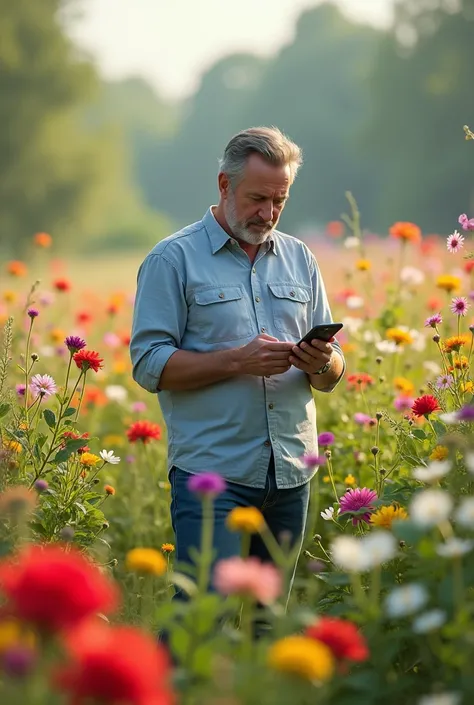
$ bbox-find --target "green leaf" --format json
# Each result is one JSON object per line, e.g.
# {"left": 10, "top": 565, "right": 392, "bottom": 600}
{"left": 43, "top": 409, "right": 56, "bottom": 428}
{"left": 52, "top": 438, "right": 87, "bottom": 463}
{"left": 169, "top": 625, "right": 191, "bottom": 659}
{"left": 0, "top": 402, "right": 10, "bottom": 418}
{"left": 411, "top": 429, "right": 427, "bottom": 441}
{"left": 74, "top": 502, "right": 87, "bottom": 515}
{"left": 432, "top": 420, "right": 446, "bottom": 438}
{"left": 64, "top": 407, "right": 76, "bottom": 417}
{"left": 391, "top": 519, "right": 426, "bottom": 544}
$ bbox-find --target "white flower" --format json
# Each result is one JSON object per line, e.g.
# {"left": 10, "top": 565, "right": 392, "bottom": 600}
{"left": 376, "top": 340, "right": 400, "bottom": 354}
{"left": 105, "top": 385, "right": 128, "bottom": 402}
{"left": 385, "top": 583, "right": 428, "bottom": 618}
{"left": 465, "top": 452, "right": 474, "bottom": 475}
{"left": 39, "top": 345, "right": 55, "bottom": 358}
{"left": 341, "top": 317, "right": 364, "bottom": 334}
{"left": 436, "top": 538, "right": 474, "bottom": 558}
{"left": 362, "top": 531, "right": 397, "bottom": 566}
{"left": 410, "top": 329, "right": 427, "bottom": 352}
{"left": 418, "top": 694, "right": 460, "bottom": 705}
{"left": 439, "top": 412, "right": 459, "bottom": 425}
{"left": 99, "top": 449, "right": 121, "bottom": 465}
{"left": 410, "top": 489, "right": 453, "bottom": 527}
{"left": 412, "top": 460, "right": 452, "bottom": 484}
{"left": 344, "top": 236, "right": 359, "bottom": 249}
{"left": 346, "top": 296, "right": 364, "bottom": 310}
{"left": 412, "top": 609, "right": 446, "bottom": 634}
{"left": 455, "top": 497, "right": 474, "bottom": 527}
{"left": 400, "top": 266, "right": 425, "bottom": 286}
{"left": 423, "top": 360, "right": 442, "bottom": 377}
{"left": 321, "top": 507, "right": 337, "bottom": 521}
{"left": 363, "top": 330, "right": 381, "bottom": 343}
{"left": 331, "top": 536, "right": 371, "bottom": 572}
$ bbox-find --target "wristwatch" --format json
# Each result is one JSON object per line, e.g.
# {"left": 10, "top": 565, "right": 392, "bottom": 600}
{"left": 314, "top": 360, "right": 331, "bottom": 375}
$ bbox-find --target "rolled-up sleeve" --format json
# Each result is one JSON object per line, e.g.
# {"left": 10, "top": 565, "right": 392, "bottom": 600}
{"left": 310, "top": 255, "right": 346, "bottom": 393}
{"left": 130, "top": 253, "right": 187, "bottom": 393}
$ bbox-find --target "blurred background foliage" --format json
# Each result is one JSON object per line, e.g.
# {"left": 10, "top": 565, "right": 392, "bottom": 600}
{"left": 1, "top": 0, "right": 473, "bottom": 257}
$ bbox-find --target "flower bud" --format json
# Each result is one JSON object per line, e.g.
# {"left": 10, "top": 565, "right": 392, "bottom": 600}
{"left": 371, "top": 446, "right": 379, "bottom": 456}
{"left": 376, "top": 356, "right": 383, "bottom": 365}
{"left": 324, "top": 449, "right": 331, "bottom": 459}
{"left": 433, "top": 334, "right": 440, "bottom": 344}
{"left": 399, "top": 540, "right": 406, "bottom": 549}
{"left": 379, "top": 376, "right": 385, "bottom": 383}
{"left": 31, "top": 353, "right": 39, "bottom": 362}
{"left": 313, "top": 534, "right": 322, "bottom": 542}
{"left": 379, "top": 468, "right": 386, "bottom": 476}
{"left": 470, "top": 325, "right": 474, "bottom": 334}
{"left": 60, "top": 526, "right": 75, "bottom": 542}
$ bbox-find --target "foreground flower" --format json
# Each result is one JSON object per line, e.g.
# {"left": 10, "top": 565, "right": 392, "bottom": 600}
{"left": 331, "top": 532, "right": 396, "bottom": 572}
{"left": 226, "top": 507, "right": 265, "bottom": 534}
{"left": 65, "top": 336, "right": 86, "bottom": 353}
{"left": 443, "top": 334, "right": 470, "bottom": 353}
{"left": 389, "top": 222, "right": 421, "bottom": 243}
{"left": 418, "top": 694, "right": 460, "bottom": 705}
{"left": 318, "top": 431, "right": 335, "bottom": 446}
{"left": 424, "top": 313, "right": 443, "bottom": 328}
{"left": 73, "top": 350, "right": 104, "bottom": 373}
{"left": 385, "top": 583, "right": 428, "bottom": 618}
{"left": 457, "top": 405, "right": 474, "bottom": 421}
{"left": 321, "top": 506, "right": 338, "bottom": 521}
{"left": 56, "top": 622, "right": 174, "bottom": 705}
{"left": 339, "top": 487, "right": 378, "bottom": 525}
{"left": 187, "top": 472, "right": 226, "bottom": 498}
{"left": 436, "top": 538, "right": 474, "bottom": 558}
{"left": 370, "top": 504, "right": 408, "bottom": 529}
{"left": 0, "top": 545, "right": 118, "bottom": 632}
{"left": 450, "top": 296, "right": 469, "bottom": 316}
{"left": 412, "top": 460, "right": 451, "bottom": 484}
{"left": 305, "top": 617, "right": 369, "bottom": 662}
{"left": 436, "top": 374, "right": 454, "bottom": 390}
{"left": 79, "top": 453, "right": 101, "bottom": 468}
{"left": 99, "top": 450, "right": 121, "bottom": 465}
{"left": 411, "top": 395, "right": 440, "bottom": 418}
{"left": 29, "top": 374, "right": 57, "bottom": 400}
{"left": 455, "top": 497, "right": 474, "bottom": 527}
{"left": 446, "top": 230, "right": 464, "bottom": 253}
{"left": 125, "top": 548, "right": 167, "bottom": 576}
{"left": 267, "top": 635, "right": 334, "bottom": 682}
{"left": 301, "top": 452, "right": 326, "bottom": 467}
{"left": 126, "top": 420, "right": 161, "bottom": 444}
{"left": 213, "top": 557, "right": 281, "bottom": 604}
{"left": 161, "top": 543, "right": 175, "bottom": 554}
{"left": 410, "top": 489, "right": 453, "bottom": 527}
{"left": 27, "top": 308, "right": 39, "bottom": 319}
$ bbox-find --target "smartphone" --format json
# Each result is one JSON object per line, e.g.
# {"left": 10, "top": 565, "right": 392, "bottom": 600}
{"left": 298, "top": 322, "right": 344, "bottom": 347}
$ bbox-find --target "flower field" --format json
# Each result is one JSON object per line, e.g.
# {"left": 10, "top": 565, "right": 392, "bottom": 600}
{"left": 0, "top": 193, "right": 474, "bottom": 705}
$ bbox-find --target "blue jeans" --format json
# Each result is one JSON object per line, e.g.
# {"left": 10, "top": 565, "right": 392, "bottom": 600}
{"left": 169, "top": 454, "right": 310, "bottom": 599}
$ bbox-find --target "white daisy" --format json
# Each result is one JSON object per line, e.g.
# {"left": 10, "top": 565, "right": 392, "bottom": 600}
{"left": 99, "top": 449, "right": 121, "bottom": 465}
{"left": 412, "top": 460, "right": 451, "bottom": 484}
{"left": 410, "top": 489, "right": 453, "bottom": 527}
{"left": 385, "top": 583, "right": 428, "bottom": 618}
{"left": 412, "top": 609, "right": 446, "bottom": 634}
{"left": 436, "top": 538, "right": 474, "bottom": 558}
{"left": 455, "top": 497, "right": 474, "bottom": 527}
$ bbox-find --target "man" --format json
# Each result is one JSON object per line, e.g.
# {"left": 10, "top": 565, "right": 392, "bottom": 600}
{"left": 130, "top": 126, "right": 345, "bottom": 595}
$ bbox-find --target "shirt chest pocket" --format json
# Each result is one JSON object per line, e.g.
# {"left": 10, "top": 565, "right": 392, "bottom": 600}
{"left": 268, "top": 283, "right": 311, "bottom": 339}
{"left": 192, "top": 286, "right": 254, "bottom": 344}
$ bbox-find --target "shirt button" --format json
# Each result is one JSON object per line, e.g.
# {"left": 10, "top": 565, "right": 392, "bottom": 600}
{"left": 290, "top": 291, "right": 295, "bottom": 297}
{"left": 268, "top": 403, "right": 274, "bottom": 409}
{"left": 261, "top": 327, "right": 266, "bottom": 333}
{"left": 264, "top": 440, "right": 271, "bottom": 447}
{"left": 255, "top": 296, "right": 260, "bottom": 303}
{"left": 252, "top": 267, "right": 256, "bottom": 274}
{"left": 218, "top": 292, "right": 225, "bottom": 299}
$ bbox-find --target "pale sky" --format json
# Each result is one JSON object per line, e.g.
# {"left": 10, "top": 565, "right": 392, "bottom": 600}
{"left": 69, "top": 0, "right": 393, "bottom": 99}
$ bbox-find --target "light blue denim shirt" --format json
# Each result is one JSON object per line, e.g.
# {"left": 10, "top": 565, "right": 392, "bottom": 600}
{"left": 130, "top": 208, "right": 344, "bottom": 489}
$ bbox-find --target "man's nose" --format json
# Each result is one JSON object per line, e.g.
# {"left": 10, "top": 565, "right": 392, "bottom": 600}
{"left": 258, "top": 202, "right": 274, "bottom": 222}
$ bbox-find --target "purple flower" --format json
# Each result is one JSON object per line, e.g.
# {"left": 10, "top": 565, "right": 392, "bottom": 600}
{"left": 394, "top": 395, "right": 414, "bottom": 412}
{"left": 436, "top": 374, "right": 454, "bottom": 390}
{"left": 15, "top": 384, "right": 26, "bottom": 397}
{"left": 353, "top": 412, "right": 372, "bottom": 426}
{"left": 29, "top": 374, "right": 57, "bottom": 400}
{"left": 2, "top": 646, "right": 36, "bottom": 677}
{"left": 301, "top": 453, "right": 326, "bottom": 468}
{"left": 126, "top": 455, "right": 135, "bottom": 463}
{"left": 187, "top": 472, "right": 226, "bottom": 498}
{"left": 34, "top": 479, "right": 48, "bottom": 492}
{"left": 39, "top": 291, "right": 55, "bottom": 306}
{"left": 457, "top": 405, "right": 474, "bottom": 422}
{"left": 64, "top": 335, "right": 86, "bottom": 353}
{"left": 339, "top": 487, "right": 378, "bottom": 526}
{"left": 27, "top": 308, "right": 39, "bottom": 319}
{"left": 450, "top": 297, "right": 469, "bottom": 317}
{"left": 424, "top": 313, "right": 442, "bottom": 328}
{"left": 318, "top": 432, "right": 335, "bottom": 447}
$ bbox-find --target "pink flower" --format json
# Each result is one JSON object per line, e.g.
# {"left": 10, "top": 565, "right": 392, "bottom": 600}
{"left": 103, "top": 332, "right": 121, "bottom": 349}
{"left": 424, "top": 313, "right": 442, "bottom": 328}
{"left": 132, "top": 401, "right": 147, "bottom": 413}
{"left": 213, "top": 557, "right": 282, "bottom": 604}
{"left": 353, "top": 413, "right": 372, "bottom": 426}
{"left": 394, "top": 395, "right": 414, "bottom": 412}
{"left": 446, "top": 230, "right": 464, "bottom": 253}
{"left": 29, "top": 374, "right": 57, "bottom": 400}
{"left": 301, "top": 453, "right": 326, "bottom": 468}
{"left": 339, "top": 488, "right": 378, "bottom": 526}
{"left": 458, "top": 214, "right": 474, "bottom": 231}
{"left": 450, "top": 297, "right": 469, "bottom": 316}
{"left": 187, "top": 472, "right": 226, "bottom": 498}
{"left": 436, "top": 374, "right": 454, "bottom": 390}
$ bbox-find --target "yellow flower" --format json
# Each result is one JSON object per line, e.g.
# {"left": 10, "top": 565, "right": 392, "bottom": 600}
{"left": 3, "top": 440, "right": 22, "bottom": 454}
{"left": 386, "top": 328, "right": 414, "bottom": 346}
{"left": 50, "top": 328, "right": 65, "bottom": 344}
{"left": 80, "top": 452, "right": 101, "bottom": 467}
{"left": 356, "top": 259, "right": 371, "bottom": 271}
{"left": 3, "top": 290, "right": 17, "bottom": 304}
{"left": 226, "top": 507, "right": 265, "bottom": 534}
{"left": 461, "top": 381, "right": 474, "bottom": 394}
{"left": 161, "top": 543, "right": 175, "bottom": 554}
{"left": 159, "top": 481, "right": 171, "bottom": 491}
{"left": 370, "top": 504, "right": 408, "bottom": 529}
{"left": 443, "top": 335, "right": 470, "bottom": 353}
{"left": 451, "top": 355, "right": 469, "bottom": 371}
{"left": 394, "top": 377, "right": 415, "bottom": 395}
{"left": 344, "top": 474, "right": 357, "bottom": 486}
{"left": 436, "top": 274, "right": 461, "bottom": 293}
{"left": 125, "top": 548, "right": 167, "bottom": 576}
{"left": 323, "top": 475, "right": 330, "bottom": 484}
{"left": 113, "top": 360, "right": 128, "bottom": 375}
{"left": 430, "top": 445, "right": 449, "bottom": 462}
{"left": 102, "top": 434, "right": 126, "bottom": 448}
{"left": 267, "top": 636, "right": 334, "bottom": 682}
{"left": 0, "top": 619, "right": 35, "bottom": 654}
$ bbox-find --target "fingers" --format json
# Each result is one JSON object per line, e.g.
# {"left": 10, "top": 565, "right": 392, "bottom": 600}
{"left": 265, "top": 341, "right": 295, "bottom": 351}
{"left": 310, "top": 340, "right": 334, "bottom": 354}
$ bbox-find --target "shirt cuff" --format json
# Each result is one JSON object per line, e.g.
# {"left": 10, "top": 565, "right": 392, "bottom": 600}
{"left": 134, "top": 345, "right": 179, "bottom": 393}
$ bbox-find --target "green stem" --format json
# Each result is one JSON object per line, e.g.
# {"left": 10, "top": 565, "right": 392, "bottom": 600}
{"left": 198, "top": 497, "right": 214, "bottom": 594}
{"left": 24, "top": 318, "right": 34, "bottom": 423}
{"left": 325, "top": 455, "right": 339, "bottom": 504}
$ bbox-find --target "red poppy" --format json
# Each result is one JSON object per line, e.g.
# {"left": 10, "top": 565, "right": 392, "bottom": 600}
{"left": 126, "top": 421, "right": 162, "bottom": 444}
{"left": 73, "top": 350, "right": 104, "bottom": 373}
{"left": 54, "top": 278, "right": 71, "bottom": 292}
{"left": 0, "top": 545, "right": 119, "bottom": 633}
{"left": 55, "top": 622, "right": 174, "bottom": 705}
{"left": 411, "top": 395, "right": 440, "bottom": 418}
{"left": 305, "top": 617, "right": 369, "bottom": 662}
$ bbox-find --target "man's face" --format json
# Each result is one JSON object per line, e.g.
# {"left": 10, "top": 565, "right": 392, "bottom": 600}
{"left": 221, "top": 154, "right": 291, "bottom": 245}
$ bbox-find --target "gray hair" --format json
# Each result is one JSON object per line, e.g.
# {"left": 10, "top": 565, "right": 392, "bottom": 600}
{"left": 219, "top": 126, "right": 303, "bottom": 187}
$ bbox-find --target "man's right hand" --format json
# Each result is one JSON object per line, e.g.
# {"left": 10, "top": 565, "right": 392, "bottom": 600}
{"left": 235, "top": 334, "right": 294, "bottom": 377}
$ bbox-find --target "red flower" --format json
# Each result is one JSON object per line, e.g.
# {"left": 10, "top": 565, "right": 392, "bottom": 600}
{"left": 326, "top": 221, "right": 345, "bottom": 238}
{"left": 54, "top": 278, "right": 71, "bottom": 292}
{"left": 347, "top": 373, "right": 375, "bottom": 390}
{"left": 62, "top": 431, "right": 90, "bottom": 454}
{"left": 73, "top": 350, "right": 104, "bottom": 373}
{"left": 306, "top": 617, "right": 369, "bottom": 662}
{"left": 411, "top": 395, "right": 440, "bottom": 418}
{"left": 465, "top": 260, "right": 474, "bottom": 275}
{"left": 76, "top": 311, "right": 92, "bottom": 325}
{"left": 126, "top": 420, "right": 162, "bottom": 444}
{"left": 427, "top": 296, "right": 442, "bottom": 312}
{"left": 56, "top": 622, "right": 174, "bottom": 705}
{"left": 0, "top": 545, "right": 119, "bottom": 633}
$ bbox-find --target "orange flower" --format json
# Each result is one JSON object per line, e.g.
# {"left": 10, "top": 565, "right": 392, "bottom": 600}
{"left": 443, "top": 335, "right": 470, "bottom": 353}
{"left": 355, "top": 259, "right": 371, "bottom": 271}
{"left": 394, "top": 377, "right": 415, "bottom": 395}
{"left": 347, "top": 373, "right": 374, "bottom": 389}
{"left": 104, "top": 485, "right": 116, "bottom": 496}
{"left": 326, "top": 221, "right": 345, "bottom": 238}
{"left": 54, "top": 278, "right": 71, "bottom": 292}
{"left": 33, "top": 232, "right": 52, "bottom": 248}
{"left": 7, "top": 261, "right": 27, "bottom": 277}
{"left": 464, "top": 260, "right": 474, "bottom": 275}
{"left": 386, "top": 328, "right": 413, "bottom": 345}
{"left": 83, "top": 387, "right": 107, "bottom": 408}
{"left": 389, "top": 222, "right": 421, "bottom": 243}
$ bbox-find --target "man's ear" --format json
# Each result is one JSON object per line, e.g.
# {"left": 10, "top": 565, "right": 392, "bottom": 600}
{"left": 218, "top": 172, "right": 230, "bottom": 200}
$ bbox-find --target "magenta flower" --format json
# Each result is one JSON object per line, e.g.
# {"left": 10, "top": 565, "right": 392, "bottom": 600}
{"left": 436, "top": 374, "right": 454, "bottom": 390}
{"left": 34, "top": 479, "right": 48, "bottom": 492}
{"left": 457, "top": 405, "right": 474, "bottom": 422}
{"left": 29, "top": 374, "right": 57, "bottom": 400}
{"left": 424, "top": 313, "right": 442, "bottom": 328}
{"left": 446, "top": 230, "right": 464, "bottom": 253}
{"left": 458, "top": 214, "right": 474, "bottom": 231}
{"left": 318, "top": 432, "right": 335, "bottom": 446}
{"left": 15, "top": 384, "right": 26, "bottom": 397}
{"left": 65, "top": 335, "right": 86, "bottom": 353}
{"left": 188, "top": 472, "right": 226, "bottom": 498}
{"left": 27, "top": 308, "right": 39, "bottom": 319}
{"left": 394, "top": 396, "right": 414, "bottom": 411}
{"left": 132, "top": 401, "right": 147, "bottom": 413}
{"left": 339, "top": 487, "right": 378, "bottom": 526}
{"left": 450, "top": 297, "right": 469, "bottom": 317}
{"left": 353, "top": 412, "right": 372, "bottom": 426}
{"left": 301, "top": 453, "right": 326, "bottom": 468}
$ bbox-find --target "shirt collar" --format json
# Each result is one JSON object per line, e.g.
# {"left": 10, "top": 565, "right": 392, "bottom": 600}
{"left": 203, "top": 207, "right": 278, "bottom": 256}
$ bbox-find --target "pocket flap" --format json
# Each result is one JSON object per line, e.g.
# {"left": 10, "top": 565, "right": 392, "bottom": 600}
{"left": 194, "top": 286, "right": 243, "bottom": 305}
{"left": 268, "top": 283, "right": 310, "bottom": 303}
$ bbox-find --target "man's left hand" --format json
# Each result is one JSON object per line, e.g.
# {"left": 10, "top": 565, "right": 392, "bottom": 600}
{"left": 289, "top": 339, "right": 333, "bottom": 375}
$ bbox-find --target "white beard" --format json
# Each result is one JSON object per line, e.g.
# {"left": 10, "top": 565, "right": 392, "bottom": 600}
{"left": 224, "top": 192, "right": 274, "bottom": 245}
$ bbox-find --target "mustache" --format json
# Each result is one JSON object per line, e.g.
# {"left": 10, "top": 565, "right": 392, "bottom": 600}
{"left": 248, "top": 218, "right": 273, "bottom": 228}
